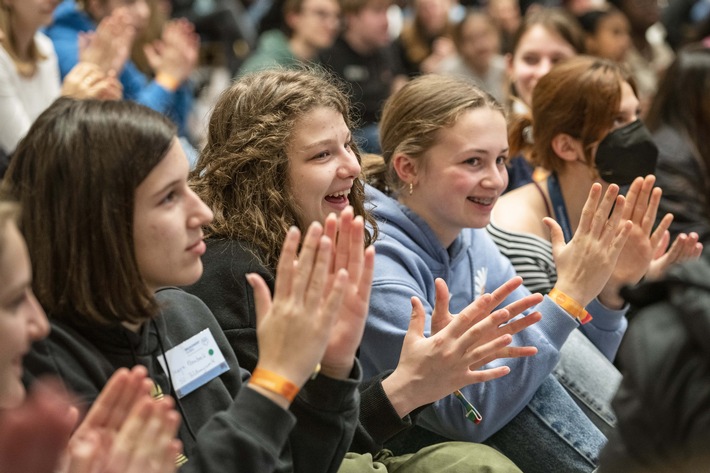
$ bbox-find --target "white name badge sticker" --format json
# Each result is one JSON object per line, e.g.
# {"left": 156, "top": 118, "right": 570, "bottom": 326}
{"left": 157, "top": 328, "right": 229, "bottom": 399}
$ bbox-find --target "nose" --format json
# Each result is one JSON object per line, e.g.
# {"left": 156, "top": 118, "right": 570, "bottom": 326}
{"left": 536, "top": 57, "right": 554, "bottom": 79}
{"left": 26, "top": 292, "right": 49, "bottom": 342}
{"left": 336, "top": 147, "right": 361, "bottom": 179}
{"left": 187, "top": 189, "right": 214, "bottom": 228}
{"left": 481, "top": 163, "right": 507, "bottom": 191}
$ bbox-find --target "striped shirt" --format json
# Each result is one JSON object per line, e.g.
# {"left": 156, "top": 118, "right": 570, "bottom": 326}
{"left": 487, "top": 222, "right": 557, "bottom": 295}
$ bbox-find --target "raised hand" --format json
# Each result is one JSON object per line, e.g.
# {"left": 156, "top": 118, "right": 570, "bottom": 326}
{"left": 247, "top": 222, "right": 348, "bottom": 402}
{"left": 645, "top": 231, "right": 703, "bottom": 281}
{"left": 79, "top": 7, "right": 136, "bottom": 76}
{"left": 0, "top": 379, "right": 75, "bottom": 473}
{"left": 67, "top": 396, "right": 182, "bottom": 473}
{"left": 62, "top": 63, "right": 123, "bottom": 101}
{"left": 144, "top": 19, "right": 199, "bottom": 88}
{"left": 549, "top": 183, "right": 632, "bottom": 308}
{"left": 320, "top": 207, "right": 376, "bottom": 379}
{"left": 381, "top": 277, "right": 542, "bottom": 417}
{"left": 599, "top": 175, "right": 672, "bottom": 307}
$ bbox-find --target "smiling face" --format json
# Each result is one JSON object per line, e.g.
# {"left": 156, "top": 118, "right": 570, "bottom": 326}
{"left": 508, "top": 24, "right": 578, "bottom": 107}
{"left": 402, "top": 107, "right": 509, "bottom": 247}
{"left": 0, "top": 221, "right": 49, "bottom": 409}
{"left": 133, "top": 139, "right": 214, "bottom": 293}
{"left": 286, "top": 107, "right": 361, "bottom": 228}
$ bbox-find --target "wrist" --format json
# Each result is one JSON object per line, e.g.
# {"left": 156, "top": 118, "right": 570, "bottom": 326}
{"left": 248, "top": 367, "right": 299, "bottom": 406}
{"left": 318, "top": 359, "right": 355, "bottom": 380}
{"left": 549, "top": 287, "right": 592, "bottom": 324}
{"left": 155, "top": 71, "right": 181, "bottom": 92}
{"left": 381, "top": 369, "right": 417, "bottom": 418}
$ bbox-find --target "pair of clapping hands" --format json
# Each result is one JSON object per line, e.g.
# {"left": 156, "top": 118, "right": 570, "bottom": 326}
{"left": 0, "top": 366, "right": 181, "bottom": 473}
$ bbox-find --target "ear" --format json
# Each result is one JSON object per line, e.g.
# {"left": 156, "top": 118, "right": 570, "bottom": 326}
{"left": 505, "top": 52, "right": 514, "bottom": 77}
{"left": 551, "top": 133, "right": 581, "bottom": 163}
{"left": 392, "top": 153, "right": 420, "bottom": 185}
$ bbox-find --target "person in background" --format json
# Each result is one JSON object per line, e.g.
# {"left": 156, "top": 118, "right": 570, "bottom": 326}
{"left": 239, "top": 0, "right": 341, "bottom": 74}
{"left": 4, "top": 97, "right": 365, "bottom": 473}
{"left": 608, "top": 0, "right": 674, "bottom": 114}
{"left": 486, "top": 0, "right": 520, "bottom": 54}
{"left": 437, "top": 8, "right": 507, "bottom": 102}
{"left": 598, "top": 51, "right": 710, "bottom": 465}
{"left": 646, "top": 43, "right": 710, "bottom": 248}
{"left": 576, "top": 5, "right": 632, "bottom": 63}
{"left": 46, "top": 0, "right": 198, "bottom": 138}
{"left": 490, "top": 55, "right": 701, "bottom": 446}
{"left": 0, "top": 0, "right": 121, "bottom": 158}
{"left": 503, "top": 7, "right": 585, "bottom": 192}
{"left": 0, "top": 201, "right": 181, "bottom": 473}
{"left": 395, "top": 0, "right": 456, "bottom": 75}
{"left": 318, "top": 0, "right": 407, "bottom": 154}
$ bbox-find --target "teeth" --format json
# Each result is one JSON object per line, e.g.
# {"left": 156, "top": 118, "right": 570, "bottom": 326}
{"left": 327, "top": 190, "right": 351, "bottom": 198}
{"left": 468, "top": 197, "right": 494, "bottom": 205}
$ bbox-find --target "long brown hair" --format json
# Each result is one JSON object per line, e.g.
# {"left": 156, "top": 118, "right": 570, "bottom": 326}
{"left": 2, "top": 98, "right": 177, "bottom": 326}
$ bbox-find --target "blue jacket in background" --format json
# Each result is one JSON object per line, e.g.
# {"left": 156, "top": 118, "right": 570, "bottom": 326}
{"left": 46, "top": 0, "right": 192, "bottom": 136}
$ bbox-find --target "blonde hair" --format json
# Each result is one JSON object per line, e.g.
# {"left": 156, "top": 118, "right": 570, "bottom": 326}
{"left": 368, "top": 74, "right": 503, "bottom": 194}
{"left": 0, "top": 4, "right": 47, "bottom": 77}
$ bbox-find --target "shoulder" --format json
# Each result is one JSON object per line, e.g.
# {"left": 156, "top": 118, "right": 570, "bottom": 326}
{"left": 493, "top": 183, "right": 549, "bottom": 239}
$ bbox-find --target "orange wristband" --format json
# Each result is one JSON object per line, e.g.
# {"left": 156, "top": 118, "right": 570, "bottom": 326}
{"left": 549, "top": 288, "right": 592, "bottom": 325}
{"left": 249, "top": 368, "right": 299, "bottom": 402}
{"left": 155, "top": 72, "right": 180, "bottom": 92}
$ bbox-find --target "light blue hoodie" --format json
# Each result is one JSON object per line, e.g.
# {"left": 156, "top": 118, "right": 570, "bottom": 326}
{"left": 361, "top": 184, "right": 627, "bottom": 442}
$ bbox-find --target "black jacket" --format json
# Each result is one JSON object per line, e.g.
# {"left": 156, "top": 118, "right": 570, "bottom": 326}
{"left": 24, "top": 288, "right": 361, "bottom": 473}
{"left": 599, "top": 255, "right": 710, "bottom": 472}
{"left": 184, "top": 238, "right": 426, "bottom": 454}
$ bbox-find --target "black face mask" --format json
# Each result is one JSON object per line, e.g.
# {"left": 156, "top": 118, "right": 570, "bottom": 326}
{"left": 594, "top": 119, "right": 658, "bottom": 186}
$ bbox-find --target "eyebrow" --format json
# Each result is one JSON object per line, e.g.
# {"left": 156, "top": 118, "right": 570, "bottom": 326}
{"left": 300, "top": 133, "right": 353, "bottom": 152}
{"left": 151, "top": 179, "right": 181, "bottom": 199}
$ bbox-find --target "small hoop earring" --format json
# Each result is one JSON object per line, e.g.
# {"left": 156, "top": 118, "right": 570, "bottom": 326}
{"left": 409, "top": 182, "right": 413, "bottom": 195}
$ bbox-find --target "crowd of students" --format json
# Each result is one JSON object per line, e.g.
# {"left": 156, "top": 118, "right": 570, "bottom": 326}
{"left": 1, "top": 0, "right": 710, "bottom": 472}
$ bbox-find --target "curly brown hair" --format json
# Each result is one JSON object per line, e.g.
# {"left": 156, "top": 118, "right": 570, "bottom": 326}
{"left": 191, "top": 67, "right": 376, "bottom": 271}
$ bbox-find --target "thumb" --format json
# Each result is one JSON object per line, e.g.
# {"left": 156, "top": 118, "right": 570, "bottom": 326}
{"left": 543, "top": 217, "right": 565, "bottom": 258}
{"left": 246, "top": 273, "right": 272, "bottom": 330}
{"left": 653, "top": 229, "right": 670, "bottom": 259}
{"left": 143, "top": 43, "right": 160, "bottom": 70}
{"left": 406, "top": 296, "right": 426, "bottom": 342}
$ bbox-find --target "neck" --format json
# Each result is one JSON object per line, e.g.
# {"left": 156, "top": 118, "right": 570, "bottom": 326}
{"left": 398, "top": 194, "right": 459, "bottom": 249}
{"left": 343, "top": 29, "right": 375, "bottom": 55}
{"left": 11, "top": 25, "right": 35, "bottom": 61}
{"left": 554, "top": 164, "right": 600, "bottom": 233}
{"left": 289, "top": 36, "right": 317, "bottom": 61}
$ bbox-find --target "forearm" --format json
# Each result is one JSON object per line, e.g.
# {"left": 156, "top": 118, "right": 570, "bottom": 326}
{"left": 289, "top": 362, "right": 362, "bottom": 473}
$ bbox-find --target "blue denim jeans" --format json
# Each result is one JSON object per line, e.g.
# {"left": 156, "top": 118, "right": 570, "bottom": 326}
{"left": 484, "top": 374, "right": 606, "bottom": 473}
{"left": 554, "top": 329, "right": 622, "bottom": 437}
{"left": 482, "top": 330, "right": 621, "bottom": 473}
